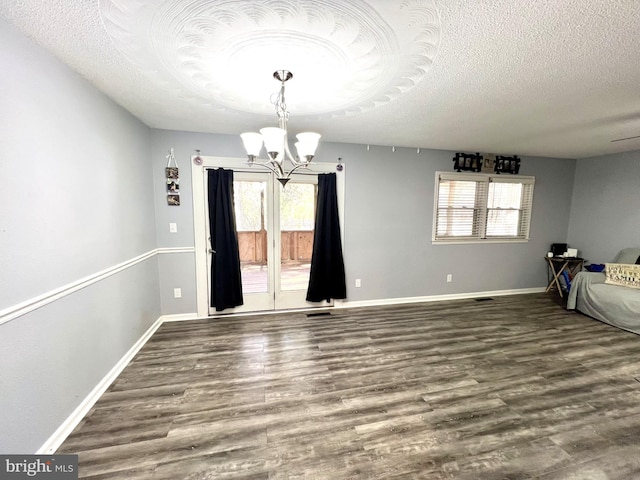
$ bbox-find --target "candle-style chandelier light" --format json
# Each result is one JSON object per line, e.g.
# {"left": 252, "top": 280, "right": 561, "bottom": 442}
{"left": 240, "top": 70, "right": 321, "bottom": 187}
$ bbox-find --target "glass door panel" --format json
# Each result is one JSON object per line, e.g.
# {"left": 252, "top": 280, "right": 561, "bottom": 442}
{"left": 207, "top": 172, "right": 275, "bottom": 314}
{"left": 274, "top": 176, "right": 330, "bottom": 310}
{"left": 279, "top": 182, "right": 316, "bottom": 291}
{"left": 234, "top": 179, "right": 269, "bottom": 294}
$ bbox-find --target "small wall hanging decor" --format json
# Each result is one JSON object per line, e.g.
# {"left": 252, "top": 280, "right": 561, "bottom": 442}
{"left": 193, "top": 149, "right": 203, "bottom": 165}
{"left": 453, "top": 152, "right": 483, "bottom": 172}
{"left": 165, "top": 148, "right": 180, "bottom": 205}
{"left": 481, "top": 153, "right": 496, "bottom": 173}
{"left": 495, "top": 155, "right": 521, "bottom": 174}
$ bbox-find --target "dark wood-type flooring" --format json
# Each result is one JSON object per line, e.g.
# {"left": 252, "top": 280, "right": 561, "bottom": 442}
{"left": 58, "top": 293, "right": 640, "bottom": 479}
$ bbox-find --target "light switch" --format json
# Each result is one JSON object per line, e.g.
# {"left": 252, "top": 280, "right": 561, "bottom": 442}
{"left": 169, "top": 223, "right": 177, "bottom": 233}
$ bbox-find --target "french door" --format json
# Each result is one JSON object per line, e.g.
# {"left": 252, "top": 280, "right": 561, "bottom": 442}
{"left": 192, "top": 156, "right": 344, "bottom": 316}
{"left": 208, "top": 170, "right": 326, "bottom": 313}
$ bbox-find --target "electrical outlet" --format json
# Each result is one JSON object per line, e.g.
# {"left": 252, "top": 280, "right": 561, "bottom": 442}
{"left": 355, "top": 278, "right": 361, "bottom": 288}
{"left": 446, "top": 274, "right": 453, "bottom": 283}
{"left": 173, "top": 288, "right": 182, "bottom": 298}
{"left": 169, "top": 223, "right": 177, "bottom": 233}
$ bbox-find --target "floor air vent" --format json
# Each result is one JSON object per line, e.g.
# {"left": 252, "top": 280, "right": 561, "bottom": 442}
{"left": 474, "top": 297, "right": 494, "bottom": 302}
{"left": 307, "top": 312, "right": 332, "bottom": 318}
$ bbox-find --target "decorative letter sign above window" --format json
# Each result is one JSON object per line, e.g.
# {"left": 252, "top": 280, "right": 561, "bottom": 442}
{"left": 453, "top": 152, "right": 521, "bottom": 175}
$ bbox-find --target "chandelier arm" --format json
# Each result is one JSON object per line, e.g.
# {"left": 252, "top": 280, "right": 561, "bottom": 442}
{"left": 248, "top": 159, "right": 282, "bottom": 177}
{"left": 283, "top": 137, "right": 304, "bottom": 166}
{"left": 282, "top": 163, "right": 309, "bottom": 178}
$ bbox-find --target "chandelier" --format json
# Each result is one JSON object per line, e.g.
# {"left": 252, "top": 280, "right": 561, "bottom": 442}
{"left": 240, "top": 70, "right": 321, "bottom": 187}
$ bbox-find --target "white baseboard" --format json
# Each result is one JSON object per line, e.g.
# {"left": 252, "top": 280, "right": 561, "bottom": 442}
{"left": 36, "top": 317, "right": 164, "bottom": 454}
{"left": 159, "top": 313, "right": 200, "bottom": 322}
{"left": 337, "top": 287, "right": 546, "bottom": 309}
{"left": 159, "top": 288, "right": 546, "bottom": 319}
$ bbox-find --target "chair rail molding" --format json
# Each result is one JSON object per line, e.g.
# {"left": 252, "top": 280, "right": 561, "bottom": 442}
{"left": 0, "top": 247, "right": 195, "bottom": 326}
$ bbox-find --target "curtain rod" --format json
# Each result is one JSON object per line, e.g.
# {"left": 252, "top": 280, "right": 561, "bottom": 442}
{"left": 204, "top": 168, "right": 334, "bottom": 176}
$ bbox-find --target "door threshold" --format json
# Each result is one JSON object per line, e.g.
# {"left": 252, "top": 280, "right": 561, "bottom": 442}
{"left": 208, "top": 305, "right": 333, "bottom": 319}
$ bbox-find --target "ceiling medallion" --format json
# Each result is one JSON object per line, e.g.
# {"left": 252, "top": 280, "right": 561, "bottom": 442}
{"left": 101, "top": 0, "right": 441, "bottom": 117}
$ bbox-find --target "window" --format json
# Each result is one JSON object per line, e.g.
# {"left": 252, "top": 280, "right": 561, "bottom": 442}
{"left": 433, "top": 172, "right": 535, "bottom": 243}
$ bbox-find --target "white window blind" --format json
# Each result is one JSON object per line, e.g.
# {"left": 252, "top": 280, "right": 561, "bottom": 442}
{"left": 433, "top": 172, "right": 535, "bottom": 243}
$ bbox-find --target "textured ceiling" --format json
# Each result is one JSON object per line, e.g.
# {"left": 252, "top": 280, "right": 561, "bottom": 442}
{"left": 3, "top": 0, "right": 640, "bottom": 159}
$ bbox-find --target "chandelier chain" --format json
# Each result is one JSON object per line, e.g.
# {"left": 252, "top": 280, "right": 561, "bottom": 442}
{"left": 272, "top": 83, "right": 289, "bottom": 126}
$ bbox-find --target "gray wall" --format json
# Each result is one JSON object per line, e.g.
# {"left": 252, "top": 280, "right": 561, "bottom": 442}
{"left": 567, "top": 151, "right": 640, "bottom": 262}
{"left": 0, "top": 18, "right": 160, "bottom": 453}
{"left": 151, "top": 130, "right": 576, "bottom": 312}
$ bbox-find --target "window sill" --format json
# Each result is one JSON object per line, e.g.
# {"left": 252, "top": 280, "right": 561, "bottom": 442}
{"left": 432, "top": 238, "right": 529, "bottom": 245}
